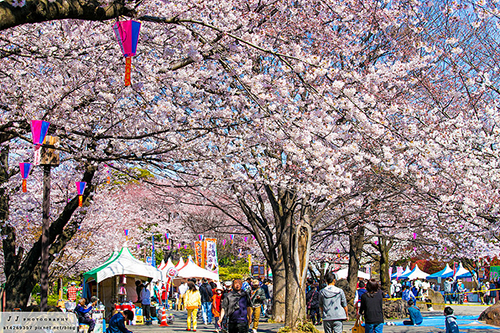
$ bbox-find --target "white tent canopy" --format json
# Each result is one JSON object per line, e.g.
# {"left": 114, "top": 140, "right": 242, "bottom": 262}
{"left": 454, "top": 264, "right": 473, "bottom": 279}
{"left": 159, "top": 258, "right": 176, "bottom": 280}
{"left": 83, "top": 246, "right": 163, "bottom": 283}
{"left": 177, "top": 256, "right": 219, "bottom": 280}
{"left": 391, "top": 266, "right": 411, "bottom": 279}
{"left": 175, "top": 257, "right": 186, "bottom": 270}
{"left": 335, "top": 268, "right": 370, "bottom": 280}
{"left": 404, "top": 265, "right": 429, "bottom": 280}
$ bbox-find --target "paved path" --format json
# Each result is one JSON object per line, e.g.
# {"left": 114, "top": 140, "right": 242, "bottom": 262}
{"left": 124, "top": 305, "right": 500, "bottom": 333}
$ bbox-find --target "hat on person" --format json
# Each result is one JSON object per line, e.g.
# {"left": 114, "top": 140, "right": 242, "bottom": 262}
{"left": 71, "top": 282, "right": 76, "bottom": 285}
{"left": 216, "top": 282, "right": 224, "bottom": 291}
{"left": 252, "top": 279, "right": 260, "bottom": 286}
{"left": 224, "top": 281, "right": 232, "bottom": 287}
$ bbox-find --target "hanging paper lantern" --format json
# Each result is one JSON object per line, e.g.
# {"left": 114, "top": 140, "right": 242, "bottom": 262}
{"left": 178, "top": 243, "right": 181, "bottom": 249}
{"left": 244, "top": 236, "right": 248, "bottom": 242}
{"left": 75, "top": 181, "right": 86, "bottom": 207}
{"left": 199, "top": 234, "right": 204, "bottom": 241}
{"left": 230, "top": 234, "right": 234, "bottom": 244}
{"left": 374, "top": 240, "right": 378, "bottom": 245}
{"left": 105, "top": 164, "right": 111, "bottom": 184}
{"left": 124, "top": 229, "right": 129, "bottom": 241}
{"left": 223, "top": 239, "right": 226, "bottom": 247}
{"left": 31, "top": 120, "right": 50, "bottom": 146}
{"left": 113, "top": 20, "right": 141, "bottom": 86}
{"left": 252, "top": 235, "right": 255, "bottom": 240}
{"left": 19, "top": 163, "right": 32, "bottom": 192}
{"left": 413, "top": 233, "right": 417, "bottom": 240}
{"left": 167, "top": 245, "right": 171, "bottom": 250}
{"left": 184, "top": 245, "right": 187, "bottom": 250}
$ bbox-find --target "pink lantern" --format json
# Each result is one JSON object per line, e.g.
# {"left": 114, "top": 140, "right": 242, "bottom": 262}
{"left": 413, "top": 233, "right": 417, "bottom": 240}
{"left": 199, "top": 234, "right": 204, "bottom": 241}
{"left": 244, "top": 236, "right": 248, "bottom": 242}
{"left": 31, "top": 120, "right": 50, "bottom": 146}
{"left": 124, "top": 229, "right": 129, "bottom": 240}
{"left": 113, "top": 20, "right": 141, "bottom": 86}
{"left": 177, "top": 243, "right": 181, "bottom": 249}
{"left": 19, "top": 163, "right": 32, "bottom": 192}
{"left": 184, "top": 245, "right": 187, "bottom": 250}
{"left": 75, "top": 182, "right": 86, "bottom": 207}
{"left": 223, "top": 239, "right": 226, "bottom": 247}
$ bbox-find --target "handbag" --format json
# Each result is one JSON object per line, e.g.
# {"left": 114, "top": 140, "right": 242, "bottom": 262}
{"left": 351, "top": 318, "right": 365, "bottom": 333}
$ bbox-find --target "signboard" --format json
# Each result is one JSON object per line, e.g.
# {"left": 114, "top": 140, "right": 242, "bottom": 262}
{"left": 146, "top": 256, "right": 152, "bottom": 265}
{"left": 251, "top": 265, "right": 265, "bottom": 278}
{"left": 490, "top": 266, "right": 500, "bottom": 280}
{"left": 205, "top": 238, "right": 218, "bottom": 274}
{"left": 0, "top": 312, "right": 78, "bottom": 332}
{"left": 194, "top": 241, "right": 203, "bottom": 267}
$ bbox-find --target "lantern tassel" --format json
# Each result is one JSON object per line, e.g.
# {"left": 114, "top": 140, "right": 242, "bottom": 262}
{"left": 22, "top": 179, "right": 27, "bottom": 192}
{"left": 125, "top": 57, "right": 132, "bottom": 86}
{"left": 78, "top": 195, "right": 83, "bottom": 207}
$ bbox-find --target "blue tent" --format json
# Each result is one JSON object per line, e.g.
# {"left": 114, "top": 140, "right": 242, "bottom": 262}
{"left": 391, "top": 266, "right": 411, "bottom": 279}
{"left": 426, "top": 264, "right": 452, "bottom": 280}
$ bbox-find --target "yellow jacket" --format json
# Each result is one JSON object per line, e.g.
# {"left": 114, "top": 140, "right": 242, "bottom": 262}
{"left": 184, "top": 289, "right": 201, "bottom": 309}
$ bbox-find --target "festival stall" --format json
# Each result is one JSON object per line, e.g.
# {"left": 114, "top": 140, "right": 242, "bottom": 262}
{"left": 82, "top": 245, "right": 163, "bottom": 317}
{"left": 426, "top": 264, "right": 453, "bottom": 280}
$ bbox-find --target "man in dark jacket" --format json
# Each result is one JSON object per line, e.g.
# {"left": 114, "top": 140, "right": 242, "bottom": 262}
{"left": 107, "top": 310, "right": 134, "bottom": 333}
{"left": 200, "top": 278, "right": 214, "bottom": 325}
{"left": 218, "top": 279, "right": 253, "bottom": 333}
{"left": 306, "top": 281, "right": 320, "bottom": 325}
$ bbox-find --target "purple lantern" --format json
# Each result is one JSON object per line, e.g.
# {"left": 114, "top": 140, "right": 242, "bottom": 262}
{"left": 113, "top": 20, "right": 141, "bottom": 86}
{"left": 76, "top": 181, "right": 86, "bottom": 207}
{"left": 19, "top": 162, "right": 32, "bottom": 192}
{"left": 413, "top": 232, "right": 417, "bottom": 240}
{"left": 31, "top": 120, "right": 50, "bottom": 146}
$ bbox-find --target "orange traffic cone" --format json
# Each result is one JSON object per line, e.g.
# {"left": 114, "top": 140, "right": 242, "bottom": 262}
{"left": 464, "top": 293, "right": 468, "bottom": 303}
{"left": 159, "top": 306, "right": 169, "bottom": 327}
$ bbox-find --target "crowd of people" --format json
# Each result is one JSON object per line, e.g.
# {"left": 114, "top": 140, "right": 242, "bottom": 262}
{"left": 176, "top": 277, "right": 273, "bottom": 333}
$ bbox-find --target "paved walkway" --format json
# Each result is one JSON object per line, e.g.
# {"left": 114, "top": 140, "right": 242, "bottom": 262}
{"left": 124, "top": 305, "right": 499, "bottom": 333}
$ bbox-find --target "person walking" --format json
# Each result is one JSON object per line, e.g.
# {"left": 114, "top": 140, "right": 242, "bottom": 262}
{"left": 218, "top": 279, "right": 253, "bottom": 333}
{"left": 199, "top": 278, "right": 214, "bottom": 325}
{"left": 249, "top": 279, "right": 266, "bottom": 333}
{"left": 185, "top": 281, "right": 202, "bottom": 331}
{"left": 359, "top": 279, "right": 384, "bottom": 333}
{"left": 179, "top": 281, "right": 188, "bottom": 311}
{"left": 306, "top": 281, "right": 320, "bottom": 325}
{"left": 444, "top": 307, "right": 459, "bottom": 333}
{"left": 212, "top": 284, "right": 224, "bottom": 333}
{"left": 319, "top": 272, "right": 348, "bottom": 333}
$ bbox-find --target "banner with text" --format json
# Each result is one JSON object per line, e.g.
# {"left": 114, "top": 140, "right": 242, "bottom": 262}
{"left": 205, "top": 238, "right": 219, "bottom": 275}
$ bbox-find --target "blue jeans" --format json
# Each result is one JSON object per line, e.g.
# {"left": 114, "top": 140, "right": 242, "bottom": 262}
{"left": 365, "top": 323, "right": 383, "bottom": 333}
{"left": 202, "top": 302, "right": 212, "bottom": 324}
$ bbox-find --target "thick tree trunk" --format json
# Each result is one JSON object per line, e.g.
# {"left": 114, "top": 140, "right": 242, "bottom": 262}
{"left": 378, "top": 238, "right": 391, "bottom": 294}
{"left": 347, "top": 224, "right": 364, "bottom": 314}
{"left": 270, "top": 260, "right": 286, "bottom": 322}
{"left": 281, "top": 211, "right": 311, "bottom": 327}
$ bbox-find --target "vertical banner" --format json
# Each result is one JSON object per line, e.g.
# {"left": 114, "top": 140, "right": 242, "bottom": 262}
{"left": 248, "top": 254, "right": 252, "bottom": 274}
{"left": 396, "top": 266, "right": 403, "bottom": 278}
{"left": 205, "top": 238, "right": 219, "bottom": 275}
{"left": 201, "top": 240, "right": 207, "bottom": 269}
{"left": 194, "top": 241, "right": 203, "bottom": 267}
